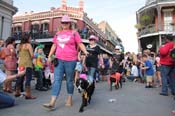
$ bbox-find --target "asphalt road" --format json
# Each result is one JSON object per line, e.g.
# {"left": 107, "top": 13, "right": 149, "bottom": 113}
{"left": 0, "top": 81, "right": 175, "bottom": 116}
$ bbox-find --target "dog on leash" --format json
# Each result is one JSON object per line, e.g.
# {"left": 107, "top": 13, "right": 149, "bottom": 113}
{"left": 108, "top": 72, "right": 122, "bottom": 91}
{"left": 75, "top": 78, "right": 95, "bottom": 112}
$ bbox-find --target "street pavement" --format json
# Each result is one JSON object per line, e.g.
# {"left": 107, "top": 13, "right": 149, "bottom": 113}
{"left": 0, "top": 81, "right": 175, "bottom": 116}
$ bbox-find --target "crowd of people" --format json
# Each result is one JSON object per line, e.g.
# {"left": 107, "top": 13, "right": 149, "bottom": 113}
{"left": 0, "top": 15, "right": 175, "bottom": 114}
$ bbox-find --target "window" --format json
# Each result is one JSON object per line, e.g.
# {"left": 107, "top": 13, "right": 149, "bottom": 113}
{"left": 41, "top": 23, "right": 49, "bottom": 33}
{"left": 163, "top": 10, "right": 173, "bottom": 32}
{"left": 0, "top": 16, "right": 4, "bottom": 38}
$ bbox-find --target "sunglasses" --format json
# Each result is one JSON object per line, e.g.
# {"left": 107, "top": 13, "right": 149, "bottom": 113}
{"left": 61, "top": 22, "right": 70, "bottom": 24}
{"left": 89, "top": 39, "right": 95, "bottom": 41}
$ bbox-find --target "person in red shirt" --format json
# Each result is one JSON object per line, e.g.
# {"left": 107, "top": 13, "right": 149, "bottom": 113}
{"left": 159, "top": 35, "right": 175, "bottom": 96}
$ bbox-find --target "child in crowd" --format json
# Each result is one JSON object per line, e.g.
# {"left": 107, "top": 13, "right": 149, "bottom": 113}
{"left": 33, "top": 44, "right": 47, "bottom": 91}
{"left": 74, "top": 51, "right": 86, "bottom": 83}
{"left": 142, "top": 54, "right": 154, "bottom": 88}
{"left": 44, "top": 62, "right": 54, "bottom": 87}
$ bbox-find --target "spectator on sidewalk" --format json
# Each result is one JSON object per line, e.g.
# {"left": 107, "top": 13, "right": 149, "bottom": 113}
{"left": 14, "top": 34, "right": 36, "bottom": 99}
{"left": 33, "top": 44, "right": 47, "bottom": 91}
{"left": 142, "top": 54, "right": 154, "bottom": 88}
{"left": 127, "top": 62, "right": 139, "bottom": 82}
{"left": 155, "top": 53, "right": 162, "bottom": 87}
{"left": 0, "top": 69, "right": 25, "bottom": 109}
{"left": 3, "top": 37, "right": 17, "bottom": 93}
{"left": 159, "top": 35, "right": 175, "bottom": 96}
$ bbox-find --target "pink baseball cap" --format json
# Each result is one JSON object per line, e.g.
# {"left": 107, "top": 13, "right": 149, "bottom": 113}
{"left": 88, "top": 35, "right": 99, "bottom": 41}
{"left": 61, "top": 15, "right": 71, "bottom": 22}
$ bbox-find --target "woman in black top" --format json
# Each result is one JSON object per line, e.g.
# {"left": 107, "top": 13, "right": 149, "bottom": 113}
{"left": 86, "top": 35, "right": 101, "bottom": 84}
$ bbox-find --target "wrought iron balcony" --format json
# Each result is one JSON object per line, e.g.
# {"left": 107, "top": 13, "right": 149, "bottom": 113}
{"left": 12, "top": 31, "right": 56, "bottom": 40}
{"left": 146, "top": 0, "right": 175, "bottom": 6}
{"left": 138, "top": 24, "right": 156, "bottom": 37}
{"left": 159, "top": 0, "right": 175, "bottom": 2}
{"left": 12, "top": 31, "right": 114, "bottom": 53}
{"left": 138, "top": 24, "right": 175, "bottom": 37}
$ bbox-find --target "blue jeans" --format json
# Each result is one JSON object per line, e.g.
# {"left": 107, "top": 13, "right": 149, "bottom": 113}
{"left": 161, "top": 65, "right": 175, "bottom": 94}
{"left": 25, "top": 67, "right": 33, "bottom": 87}
{"left": 16, "top": 67, "right": 33, "bottom": 87}
{"left": 0, "top": 92, "right": 15, "bottom": 109}
{"left": 87, "top": 67, "right": 96, "bottom": 83}
{"left": 51, "top": 59, "right": 76, "bottom": 97}
{"left": 127, "top": 75, "right": 137, "bottom": 81}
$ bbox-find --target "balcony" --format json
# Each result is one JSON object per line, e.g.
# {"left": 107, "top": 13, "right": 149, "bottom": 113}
{"left": 12, "top": 31, "right": 113, "bottom": 54}
{"left": 139, "top": 0, "right": 175, "bottom": 13}
{"left": 159, "top": 0, "right": 175, "bottom": 2}
{"left": 107, "top": 37, "right": 118, "bottom": 46}
{"left": 12, "top": 31, "right": 56, "bottom": 40}
{"left": 146, "top": 0, "right": 175, "bottom": 6}
{"left": 138, "top": 24, "right": 156, "bottom": 37}
{"left": 138, "top": 24, "right": 175, "bottom": 38}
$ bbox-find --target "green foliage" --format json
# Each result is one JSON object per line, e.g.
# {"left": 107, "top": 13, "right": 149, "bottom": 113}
{"left": 135, "top": 24, "right": 142, "bottom": 29}
{"left": 140, "top": 15, "right": 151, "bottom": 25}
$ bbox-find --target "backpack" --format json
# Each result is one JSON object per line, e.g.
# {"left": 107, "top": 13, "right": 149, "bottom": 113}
{"left": 170, "top": 46, "right": 175, "bottom": 60}
{"left": 0, "top": 47, "right": 11, "bottom": 59}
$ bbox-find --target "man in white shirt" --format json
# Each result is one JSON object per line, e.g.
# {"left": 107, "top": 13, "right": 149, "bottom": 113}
{"left": 127, "top": 62, "right": 139, "bottom": 81}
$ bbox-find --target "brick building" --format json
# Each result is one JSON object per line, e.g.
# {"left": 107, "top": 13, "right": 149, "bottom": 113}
{"left": 12, "top": 0, "right": 122, "bottom": 55}
{"left": 136, "top": 0, "right": 175, "bottom": 52}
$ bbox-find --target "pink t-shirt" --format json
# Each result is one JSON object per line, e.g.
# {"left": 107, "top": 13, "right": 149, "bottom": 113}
{"left": 53, "top": 30, "right": 82, "bottom": 61}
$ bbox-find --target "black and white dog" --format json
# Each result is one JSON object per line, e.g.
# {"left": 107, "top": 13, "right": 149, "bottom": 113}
{"left": 75, "top": 78, "right": 95, "bottom": 112}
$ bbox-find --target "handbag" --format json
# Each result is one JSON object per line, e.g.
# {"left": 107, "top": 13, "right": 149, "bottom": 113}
{"left": 51, "top": 58, "right": 59, "bottom": 67}
{"left": 170, "top": 45, "right": 175, "bottom": 60}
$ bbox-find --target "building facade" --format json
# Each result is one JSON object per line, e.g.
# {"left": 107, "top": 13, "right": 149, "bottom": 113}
{"left": 136, "top": 0, "right": 175, "bottom": 52}
{"left": 98, "top": 21, "right": 124, "bottom": 52}
{"left": 0, "top": 0, "right": 17, "bottom": 40}
{"left": 12, "top": 0, "right": 122, "bottom": 55}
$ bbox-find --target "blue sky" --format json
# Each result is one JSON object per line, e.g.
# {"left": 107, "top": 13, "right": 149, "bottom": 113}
{"left": 13, "top": 0, "right": 146, "bottom": 53}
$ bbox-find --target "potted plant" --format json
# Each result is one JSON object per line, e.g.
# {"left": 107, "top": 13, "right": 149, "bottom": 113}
{"left": 141, "top": 15, "right": 151, "bottom": 26}
{"left": 135, "top": 24, "right": 143, "bottom": 31}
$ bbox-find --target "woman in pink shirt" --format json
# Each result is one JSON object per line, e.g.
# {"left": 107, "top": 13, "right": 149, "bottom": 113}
{"left": 43, "top": 15, "right": 88, "bottom": 110}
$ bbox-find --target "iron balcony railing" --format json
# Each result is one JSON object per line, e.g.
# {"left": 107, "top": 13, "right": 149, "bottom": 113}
{"left": 138, "top": 24, "right": 175, "bottom": 37}
{"left": 12, "top": 31, "right": 57, "bottom": 40}
{"left": 12, "top": 31, "right": 114, "bottom": 53}
{"left": 138, "top": 24, "right": 156, "bottom": 37}
{"left": 159, "top": 0, "right": 175, "bottom": 2}
{"left": 146, "top": 0, "right": 175, "bottom": 5}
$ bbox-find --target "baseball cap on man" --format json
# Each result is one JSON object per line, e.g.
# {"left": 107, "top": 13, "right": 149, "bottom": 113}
{"left": 61, "top": 15, "right": 71, "bottom": 22}
{"left": 115, "top": 45, "right": 121, "bottom": 50}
